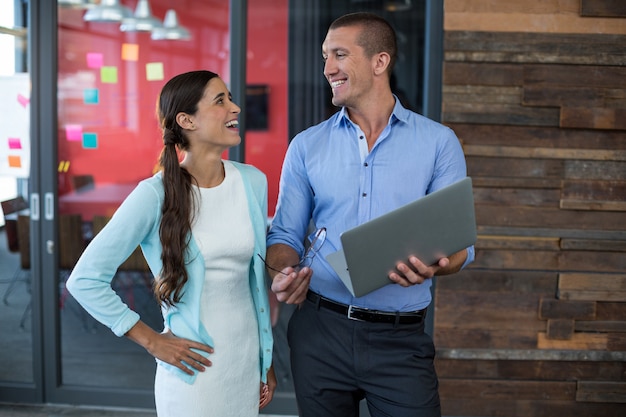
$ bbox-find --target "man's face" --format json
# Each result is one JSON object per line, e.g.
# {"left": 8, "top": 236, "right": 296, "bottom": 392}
{"left": 322, "top": 25, "right": 375, "bottom": 108}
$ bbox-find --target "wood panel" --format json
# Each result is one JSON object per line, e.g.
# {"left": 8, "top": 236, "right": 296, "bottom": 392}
{"left": 438, "top": 22, "right": 626, "bottom": 415}
{"left": 440, "top": 379, "right": 576, "bottom": 401}
{"left": 436, "top": 358, "right": 626, "bottom": 380}
{"left": 450, "top": 123, "right": 626, "bottom": 150}
{"left": 581, "top": 0, "right": 626, "bottom": 17}
{"left": 561, "top": 107, "right": 626, "bottom": 130}
{"left": 444, "top": 32, "right": 626, "bottom": 65}
{"left": 476, "top": 205, "right": 626, "bottom": 231}
{"left": 576, "top": 381, "right": 626, "bottom": 403}
{"left": 559, "top": 272, "right": 626, "bottom": 302}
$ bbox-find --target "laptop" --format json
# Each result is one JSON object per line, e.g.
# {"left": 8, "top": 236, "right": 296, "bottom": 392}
{"left": 326, "top": 177, "right": 477, "bottom": 297}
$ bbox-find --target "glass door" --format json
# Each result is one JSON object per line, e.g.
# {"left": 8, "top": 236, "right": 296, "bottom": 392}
{"left": 0, "top": 0, "right": 39, "bottom": 403}
{"left": 52, "top": 0, "right": 233, "bottom": 408}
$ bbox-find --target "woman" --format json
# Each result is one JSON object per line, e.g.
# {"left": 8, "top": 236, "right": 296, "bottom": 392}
{"left": 67, "top": 70, "right": 276, "bottom": 416}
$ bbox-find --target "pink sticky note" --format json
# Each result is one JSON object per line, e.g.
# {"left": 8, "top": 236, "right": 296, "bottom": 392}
{"left": 17, "top": 94, "right": 29, "bottom": 107}
{"left": 65, "top": 124, "right": 83, "bottom": 141}
{"left": 87, "top": 52, "right": 104, "bottom": 69}
{"left": 8, "top": 137, "right": 22, "bottom": 149}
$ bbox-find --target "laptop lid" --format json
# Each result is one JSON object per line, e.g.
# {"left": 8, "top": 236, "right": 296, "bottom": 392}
{"left": 326, "top": 177, "right": 477, "bottom": 298}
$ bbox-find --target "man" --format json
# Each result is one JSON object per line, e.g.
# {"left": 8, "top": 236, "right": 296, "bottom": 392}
{"left": 266, "top": 12, "right": 474, "bottom": 417}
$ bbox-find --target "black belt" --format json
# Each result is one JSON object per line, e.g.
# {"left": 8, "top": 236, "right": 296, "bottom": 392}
{"left": 306, "top": 291, "right": 426, "bottom": 324}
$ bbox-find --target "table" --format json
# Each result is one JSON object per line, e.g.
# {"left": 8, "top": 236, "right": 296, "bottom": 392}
{"left": 58, "top": 183, "right": 137, "bottom": 222}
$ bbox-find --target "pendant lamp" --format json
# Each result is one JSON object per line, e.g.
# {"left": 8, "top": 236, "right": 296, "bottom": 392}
{"left": 120, "top": 0, "right": 162, "bottom": 32}
{"left": 83, "top": 0, "right": 132, "bottom": 22}
{"left": 151, "top": 10, "right": 191, "bottom": 41}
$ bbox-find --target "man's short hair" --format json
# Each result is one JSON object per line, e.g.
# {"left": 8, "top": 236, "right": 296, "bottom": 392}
{"left": 329, "top": 12, "right": 398, "bottom": 74}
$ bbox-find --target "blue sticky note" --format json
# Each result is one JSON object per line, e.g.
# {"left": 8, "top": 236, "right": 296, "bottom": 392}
{"left": 83, "top": 132, "right": 98, "bottom": 149}
{"left": 84, "top": 88, "right": 99, "bottom": 104}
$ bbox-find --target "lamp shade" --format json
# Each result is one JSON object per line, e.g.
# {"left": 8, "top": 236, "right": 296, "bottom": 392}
{"left": 58, "top": 0, "right": 96, "bottom": 8}
{"left": 151, "top": 9, "right": 191, "bottom": 41}
{"left": 83, "top": 0, "right": 132, "bottom": 22}
{"left": 120, "top": 0, "right": 162, "bottom": 32}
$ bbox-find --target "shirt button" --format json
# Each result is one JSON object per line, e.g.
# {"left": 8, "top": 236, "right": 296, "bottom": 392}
{"left": 362, "top": 193, "right": 367, "bottom": 197}
{"left": 364, "top": 162, "right": 368, "bottom": 167}
{"left": 260, "top": 308, "right": 265, "bottom": 313}
{"left": 359, "top": 135, "right": 364, "bottom": 140}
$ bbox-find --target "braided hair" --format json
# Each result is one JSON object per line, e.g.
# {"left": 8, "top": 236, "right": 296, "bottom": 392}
{"left": 153, "top": 70, "right": 219, "bottom": 306}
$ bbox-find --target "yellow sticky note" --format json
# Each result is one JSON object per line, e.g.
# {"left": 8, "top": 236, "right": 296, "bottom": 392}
{"left": 101, "top": 66, "right": 118, "bottom": 83}
{"left": 122, "top": 43, "right": 139, "bottom": 61}
{"left": 146, "top": 62, "right": 164, "bottom": 81}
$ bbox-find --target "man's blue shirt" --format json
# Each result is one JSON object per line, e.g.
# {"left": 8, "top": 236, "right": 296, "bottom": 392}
{"left": 267, "top": 99, "right": 475, "bottom": 311}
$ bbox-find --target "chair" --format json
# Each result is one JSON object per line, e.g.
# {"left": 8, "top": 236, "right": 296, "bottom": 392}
{"left": 70, "top": 174, "right": 95, "bottom": 193}
{"left": 3, "top": 214, "right": 32, "bottom": 329}
{"left": 2, "top": 195, "right": 30, "bottom": 308}
{"left": 92, "top": 215, "right": 152, "bottom": 309}
{"left": 57, "top": 214, "right": 92, "bottom": 331}
{"left": 1, "top": 196, "right": 29, "bottom": 252}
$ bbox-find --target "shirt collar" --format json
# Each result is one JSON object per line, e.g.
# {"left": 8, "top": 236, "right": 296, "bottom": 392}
{"left": 334, "top": 94, "right": 411, "bottom": 128}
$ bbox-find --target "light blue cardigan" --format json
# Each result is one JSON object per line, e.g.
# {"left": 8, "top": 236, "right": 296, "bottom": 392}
{"left": 66, "top": 161, "right": 273, "bottom": 384}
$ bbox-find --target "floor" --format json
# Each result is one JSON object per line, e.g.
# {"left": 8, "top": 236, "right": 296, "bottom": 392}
{"left": 0, "top": 403, "right": 289, "bottom": 417}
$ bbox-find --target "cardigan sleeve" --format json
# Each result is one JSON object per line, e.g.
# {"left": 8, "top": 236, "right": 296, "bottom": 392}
{"left": 66, "top": 179, "right": 162, "bottom": 336}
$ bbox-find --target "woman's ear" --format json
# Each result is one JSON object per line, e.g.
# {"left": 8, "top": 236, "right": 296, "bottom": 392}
{"left": 176, "top": 112, "right": 195, "bottom": 130}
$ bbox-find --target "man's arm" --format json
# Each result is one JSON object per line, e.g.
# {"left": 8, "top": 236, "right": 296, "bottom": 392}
{"left": 266, "top": 243, "right": 313, "bottom": 304}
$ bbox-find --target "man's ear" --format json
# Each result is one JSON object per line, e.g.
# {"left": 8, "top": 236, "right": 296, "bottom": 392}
{"left": 373, "top": 52, "right": 391, "bottom": 76}
{"left": 176, "top": 112, "right": 195, "bottom": 130}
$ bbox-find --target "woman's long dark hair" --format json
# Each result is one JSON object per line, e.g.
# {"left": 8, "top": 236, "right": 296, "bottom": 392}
{"left": 154, "top": 70, "right": 219, "bottom": 306}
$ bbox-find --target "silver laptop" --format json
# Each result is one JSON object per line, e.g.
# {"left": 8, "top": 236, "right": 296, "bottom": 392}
{"left": 326, "top": 177, "right": 476, "bottom": 297}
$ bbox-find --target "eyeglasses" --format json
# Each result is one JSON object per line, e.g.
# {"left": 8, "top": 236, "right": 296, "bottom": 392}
{"left": 259, "top": 227, "right": 327, "bottom": 275}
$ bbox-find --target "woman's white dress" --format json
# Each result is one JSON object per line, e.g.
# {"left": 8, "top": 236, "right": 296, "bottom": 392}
{"left": 154, "top": 161, "right": 260, "bottom": 416}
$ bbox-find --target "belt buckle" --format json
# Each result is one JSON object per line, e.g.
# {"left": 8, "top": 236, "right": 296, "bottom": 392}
{"left": 347, "top": 305, "right": 365, "bottom": 321}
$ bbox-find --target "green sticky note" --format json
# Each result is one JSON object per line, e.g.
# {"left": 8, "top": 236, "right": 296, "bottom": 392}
{"left": 101, "top": 66, "right": 118, "bottom": 83}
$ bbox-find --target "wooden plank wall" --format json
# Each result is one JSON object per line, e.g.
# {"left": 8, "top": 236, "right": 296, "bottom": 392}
{"left": 435, "top": 1, "right": 626, "bottom": 416}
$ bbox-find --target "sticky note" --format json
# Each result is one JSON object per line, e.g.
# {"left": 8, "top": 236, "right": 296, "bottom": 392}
{"left": 87, "top": 52, "right": 104, "bottom": 69}
{"left": 65, "top": 124, "right": 83, "bottom": 141}
{"left": 8, "top": 137, "right": 22, "bottom": 149}
{"left": 101, "top": 66, "right": 118, "bottom": 83}
{"left": 83, "top": 132, "right": 98, "bottom": 149}
{"left": 82, "top": 132, "right": 98, "bottom": 149}
{"left": 17, "top": 94, "right": 29, "bottom": 107}
{"left": 146, "top": 62, "right": 164, "bottom": 81}
{"left": 122, "top": 43, "right": 139, "bottom": 61}
{"left": 84, "top": 88, "right": 99, "bottom": 104}
{"left": 58, "top": 161, "right": 70, "bottom": 172}
{"left": 8, "top": 155, "right": 21, "bottom": 168}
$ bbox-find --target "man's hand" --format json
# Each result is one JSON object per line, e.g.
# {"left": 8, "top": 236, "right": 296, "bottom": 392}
{"left": 271, "top": 266, "right": 312, "bottom": 304}
{"left": 388, "top": 248, "right": 468, "bottom": 286}
{"left": 388, "top": 256, "right": 449, "bottom": 286}
{"left": 266, "top": 243, "right": 312, "bottom": 304}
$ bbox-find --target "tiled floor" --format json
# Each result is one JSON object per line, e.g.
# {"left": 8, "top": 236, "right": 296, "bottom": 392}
{"left": 0, "top": 403, "right": 292, "bottom": 417}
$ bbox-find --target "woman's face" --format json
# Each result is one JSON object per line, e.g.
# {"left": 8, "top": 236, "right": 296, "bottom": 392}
{"left": 185, "top": 77, "right": 241, "bottom": 151}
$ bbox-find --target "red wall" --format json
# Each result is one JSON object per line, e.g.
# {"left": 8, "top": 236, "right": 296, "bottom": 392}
{"left": 57, "top": 0, "right": 288, "bottom": 215}
{"left": 246, "top": 0, "right": 289, "bottom": 216}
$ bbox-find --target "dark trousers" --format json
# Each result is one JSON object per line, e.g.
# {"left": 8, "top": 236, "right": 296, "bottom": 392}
{"left": 287, "top": 297, "right": 441, "bottom": 417}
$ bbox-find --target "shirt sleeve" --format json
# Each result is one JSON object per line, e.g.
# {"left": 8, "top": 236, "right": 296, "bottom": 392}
{"left": 267, "top": 136, "right": 314, "bottom": 256}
